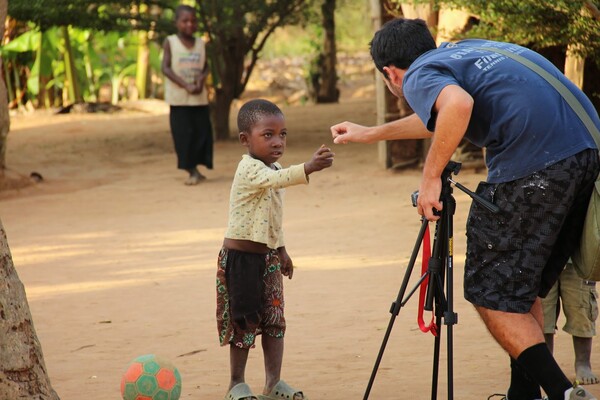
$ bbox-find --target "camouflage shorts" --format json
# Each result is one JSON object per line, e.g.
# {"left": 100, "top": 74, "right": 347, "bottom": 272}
{"left": 464, "top": 149, "right": 599, "bottom": 313}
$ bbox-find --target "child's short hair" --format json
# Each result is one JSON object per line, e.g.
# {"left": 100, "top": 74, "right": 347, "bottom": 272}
{"left": 175, "top": 5, "right": 195, "bottom": 20}
{"left": 237, "top": 99, "right": 283, "bottom": 134}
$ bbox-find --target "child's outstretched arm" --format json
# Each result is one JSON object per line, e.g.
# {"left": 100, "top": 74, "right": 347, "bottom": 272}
{"left": 304, "top": 144, "right": 335, "bottom": 175}
{"left": 278, "top": 246, "right": 294, "bottom": 279}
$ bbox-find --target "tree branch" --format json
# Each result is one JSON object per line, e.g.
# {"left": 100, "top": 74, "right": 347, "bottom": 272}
{"left": 584, "top": 0, "right": 600, "bottom": 20}
{"left": 240, "top": 0, "right": 305, "bottom": 91}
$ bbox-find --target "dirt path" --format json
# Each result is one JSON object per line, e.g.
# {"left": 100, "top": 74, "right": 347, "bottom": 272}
{"left": 1, "top": 98, "right": 598, "bottom": 399}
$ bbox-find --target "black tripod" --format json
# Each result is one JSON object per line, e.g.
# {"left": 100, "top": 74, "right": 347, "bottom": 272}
{"left": 363, "top": 161, "right": 499, "bottom": 400}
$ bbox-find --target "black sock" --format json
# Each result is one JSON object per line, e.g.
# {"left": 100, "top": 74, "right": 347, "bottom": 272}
{"left": 517, "top": 343, "right": 572, "bottom": 400}
{"left": 507, "top": 357, "right": 542, "bottom": 400}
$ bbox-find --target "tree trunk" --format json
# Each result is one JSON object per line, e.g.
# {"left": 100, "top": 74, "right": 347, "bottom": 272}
{"left": 565, "top": 45, "right": 585, "bottom": 90}
{"left": 400, "top": 1, "right": 437, "bottom": 27}
{"left": 583, "top": 59, "right": 600, "bottom": 111}
{"left": 0, "top": 0, "right": 9, "bottom": 176}
{"left": 135, "top": 30, "right": 150, "bottom": 100}
{"left": 435, "top": 7, "right": 472, "bottom": 45}
{"left": 212, "top": 86, "right": 235, "bottom": 141}
{"left": 61, "top": 26, "right": 82, "bottom": 104}
{"left": 316, "top": 0, "right": 339, "bottom": 103}
{"left": 135, "top": 4, "right": 150, "bottom": 100}
{"left": 38, "top": 31, "right": 56, "bottom": 108}
{"left": 564, "top": 4, "right": 587, "bottom": 90}
{"left": 383, "top": 2, "right": 439, "bottom": 169}
{"left": 434, "top": 6, "right": 483, "bottom": 168}
{"left": 82, "top": 33, "right": 97, "bottom": 103}
{"left": 0, "top": 6, "right": 59, "bottom": 395}
{"left": 0, "top": 220, "right": 60, "bottom": 399}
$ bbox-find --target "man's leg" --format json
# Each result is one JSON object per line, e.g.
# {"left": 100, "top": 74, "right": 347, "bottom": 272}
{"left": 476, "top": 299, "right": 573, "bottom": 400}
{"left": 508, "top": 357, "right": 543, "bottom": 400}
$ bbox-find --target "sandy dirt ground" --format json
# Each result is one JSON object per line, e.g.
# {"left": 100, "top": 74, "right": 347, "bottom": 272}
{"left": 1, "top": 97, "right": 599, "bottom": 400}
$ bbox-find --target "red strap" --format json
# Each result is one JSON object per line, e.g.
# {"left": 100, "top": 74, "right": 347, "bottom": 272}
{"left": 417, "top": 224, "right": 438, "bottom": 336}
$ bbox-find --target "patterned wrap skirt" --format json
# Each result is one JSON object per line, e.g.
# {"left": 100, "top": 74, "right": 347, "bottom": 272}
{"left": 216, "top": 247, "right": 286, "bottom": 348}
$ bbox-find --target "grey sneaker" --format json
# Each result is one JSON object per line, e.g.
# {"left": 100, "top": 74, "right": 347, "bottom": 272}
{"left": 569, "top": 386, "right": 597, "bottom": 400}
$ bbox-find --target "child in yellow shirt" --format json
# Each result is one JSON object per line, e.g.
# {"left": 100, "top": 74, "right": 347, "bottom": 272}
{"left": 216, "top": 99, "right": 334, "bottom": 400}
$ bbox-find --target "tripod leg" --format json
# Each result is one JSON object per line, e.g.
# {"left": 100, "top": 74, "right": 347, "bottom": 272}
{"left": 429, "top": 248, "right": 447, "bottom": 400}
{"left": 429, "top": 192, "right": 458, "bottom": 400}
{"left": 363, "top": 219, "right": 429, "bottom": 400}
{"left": 431, "top": 312, "right": 443, "bottom": 400}
{"left": 426, "top": 200, "right": 455, "bottom": 400}
{"left": 444, "top": 194, "right": 457, "bottom": 400}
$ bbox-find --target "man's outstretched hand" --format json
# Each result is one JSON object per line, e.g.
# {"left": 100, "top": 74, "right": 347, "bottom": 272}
{"left": 330, "top": 121, "right": 371, "bottom": 144}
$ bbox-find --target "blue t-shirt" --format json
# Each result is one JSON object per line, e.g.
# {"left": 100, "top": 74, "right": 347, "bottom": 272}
{"left": 403, "top": 39, "right": 599, "bottom": 183}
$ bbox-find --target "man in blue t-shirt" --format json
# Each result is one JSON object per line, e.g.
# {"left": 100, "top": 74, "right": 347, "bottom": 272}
{"left": 331, "top": 18, "right": 600, "bottom": 400}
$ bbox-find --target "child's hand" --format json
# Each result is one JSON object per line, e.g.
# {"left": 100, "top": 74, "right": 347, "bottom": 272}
{"left": 278, "top": 247, "right": 294, "bottom": 279}
{"left": 185, "top": 82, "right": 204, "bottom": 94}
{"left": 304, "top": 144, "right": 335, "bottom": 175}
{"left": 185, "top": 83, "right": 198, "bottom": 94}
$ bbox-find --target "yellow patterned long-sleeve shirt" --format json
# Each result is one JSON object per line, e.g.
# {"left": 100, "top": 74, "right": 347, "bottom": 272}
{"left": 225, "top": 154, "right": 309, "bottom": 249}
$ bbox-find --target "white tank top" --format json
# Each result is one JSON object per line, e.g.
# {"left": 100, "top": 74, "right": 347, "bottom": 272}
{"left": 164, "top": 34, "right": 209, "bottom": 106}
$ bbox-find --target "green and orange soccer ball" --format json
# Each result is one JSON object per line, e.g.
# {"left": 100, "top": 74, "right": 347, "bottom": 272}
{"left": 120, "top": 354, "right": 182, "bottom": 400}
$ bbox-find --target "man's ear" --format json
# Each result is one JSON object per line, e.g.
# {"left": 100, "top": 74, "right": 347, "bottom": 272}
{"left": 383, "top": 65, "right": 404, "bottom": 86}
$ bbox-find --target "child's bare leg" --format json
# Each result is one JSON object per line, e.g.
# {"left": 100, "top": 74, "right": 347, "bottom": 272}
{"left": 573, "top": 336, "right": 599, "bottom": 385}
{"left": 262, "top": 335, "right": 304, "bottom": 399}
{"left": 261, "top": 334, "right": 283, "bottom": 394}
{"left": 229, "top": 345, "right": 250, "bottom": 390}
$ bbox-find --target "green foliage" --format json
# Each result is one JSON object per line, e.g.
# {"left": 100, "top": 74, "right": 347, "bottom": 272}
{"left": 1, "top": 28, "right": 39, "bottom": 53}
{"left": 3, "top": 0, "right": 370, "bottom": 112}
{"left": 396, "top": 0, "right": 600, "bottom": 61}
{"left": 0, "top": 28, "right": 52, "bottom": 96}
{"left": 4, "top": 0, "right": 175, "bottom": 108}
{"left": 1, "top": 25, "right": 162, "bottom": 105}
{"left": 195, "top": 0, "right": 317, "bottom": 138}
{"left": 8, "top": 0, "right": 176, "bottom": 32}
{"left": 197, "top": 0, "right": 313, "bottom": 95}
{"left": 335, "top": 0, "right": 372, "bottom": 53}
{"left": 261, "top": 0, "right": 372, "bottom": 59}
{"left": 261, "top": 27, "right": 319, "bottom": 59}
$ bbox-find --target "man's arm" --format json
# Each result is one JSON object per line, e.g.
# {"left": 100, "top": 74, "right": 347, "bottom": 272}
{"left": 417, "top": 84, "right": 474, "bottom": 221}
{"left": 330, "top": 113, "right": 432, "bottom": 144}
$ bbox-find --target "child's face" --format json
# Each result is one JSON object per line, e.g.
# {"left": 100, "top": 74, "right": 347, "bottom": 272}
{"left": 176, "top": 10, "right": 198, "bottom": 37}
{"left": 240, "top": 114, "right": 287, "bottom": 165}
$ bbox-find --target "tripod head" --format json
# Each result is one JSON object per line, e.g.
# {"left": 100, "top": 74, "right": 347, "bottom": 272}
{"left": 411, "top": 160, "right": 500, "bottom": 214}
{"left": 443, "top": 160, "right": 462, "bottom": 178}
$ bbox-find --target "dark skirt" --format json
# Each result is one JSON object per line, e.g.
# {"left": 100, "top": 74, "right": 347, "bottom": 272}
{"left": 169, "top": 105, "right": 213, "bottom": 170}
